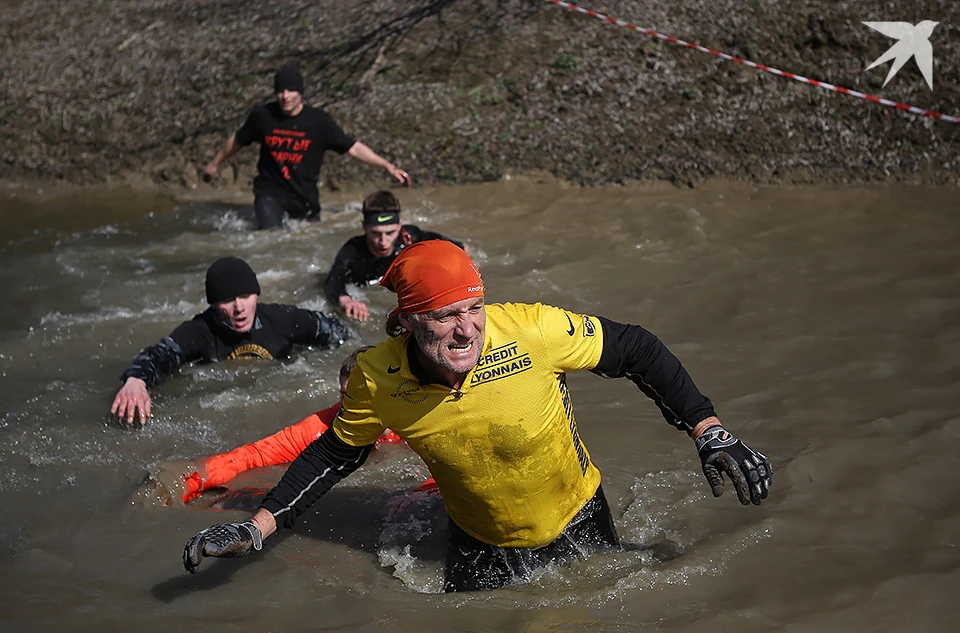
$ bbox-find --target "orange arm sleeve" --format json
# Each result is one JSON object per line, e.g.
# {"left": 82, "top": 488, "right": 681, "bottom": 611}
{"left": 183, "top": 403, "right": 341, "bottom": 502}
{"left": 413, "top": 477, "right": 439, "bottom": 495}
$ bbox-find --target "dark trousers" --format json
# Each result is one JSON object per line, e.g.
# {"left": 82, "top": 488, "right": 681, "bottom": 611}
{"left": 254, "top": 195, "right": 319, "bottom": 230}
{"left": 443, "top": 485, "right": 620, "bottom": 592}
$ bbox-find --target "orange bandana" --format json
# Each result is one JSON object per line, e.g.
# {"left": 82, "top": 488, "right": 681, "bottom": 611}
{"left": 379, "top": 240, "right": 484, "bottom": 314}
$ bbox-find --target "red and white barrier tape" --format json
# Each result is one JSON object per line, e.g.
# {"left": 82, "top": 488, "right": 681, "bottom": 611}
{"left": 545, "top": 0, "right": 960, "bottom": 125}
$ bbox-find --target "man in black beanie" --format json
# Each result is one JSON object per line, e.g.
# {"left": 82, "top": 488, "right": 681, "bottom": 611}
{"left": 202, "top": 62, "right": 411, "bottom": 229}
{"left": 111, "top": 257, "right": 352, "bottom": 425}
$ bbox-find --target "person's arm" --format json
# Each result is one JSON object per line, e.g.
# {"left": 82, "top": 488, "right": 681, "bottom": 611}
{"left": 347, "top": 142, "right": 411, "bottom": 186}
{"left": 591, "top": 316, "right": 772, "bottom": 505}
{"left": 202, "top": 133, "right": 243, "bottom": 181}
{"left": 323, "top": 250, "right": 351, "bottom": 306}
{"left": 182, "top": 404, "right": 340, "bottom": 503}
{"left": 591, "top": 317, "right": 717, "bottom": 433}
{"left": 323, "top": 242, "right": 370, "bottom": 321}
{"left": 111, "top": 320, "right": 213, "bottom": 425}
{"left": 183, "top": 429, "right": 373, "bottom": 572}
{"left": 284, "top": 305, "right": 352, "bottom": 349}
{"left": 111, "top": 336, "right": 184, "bottom": 425}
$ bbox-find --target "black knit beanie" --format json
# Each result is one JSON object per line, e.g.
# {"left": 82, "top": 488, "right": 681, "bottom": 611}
{"left": 205, "top": 257, "right": 261, "bottom": 304}
{"left": 273, "top": 63, "right": 305, "bottom": 93}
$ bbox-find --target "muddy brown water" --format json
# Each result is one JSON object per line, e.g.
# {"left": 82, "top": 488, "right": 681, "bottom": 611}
{"left": 0, "top": 180, "right": 957, "bottom": 632}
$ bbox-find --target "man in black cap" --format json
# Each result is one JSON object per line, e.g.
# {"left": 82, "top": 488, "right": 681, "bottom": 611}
{"left": 323, "top": 190, "right": 467, "bottom": 321}
{"left": 202, "top": 62, "right": 411, "bottom": 229}
{"left": 110, "top": 257, "right": 352, "bottom": 425}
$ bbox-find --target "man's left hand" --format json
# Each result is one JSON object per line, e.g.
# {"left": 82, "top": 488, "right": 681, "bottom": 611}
{"left": 386, "top": 164, "right": 411, "bottom": 186}
{"left": 695, "top": 426, "right": 772, "bottom": 505}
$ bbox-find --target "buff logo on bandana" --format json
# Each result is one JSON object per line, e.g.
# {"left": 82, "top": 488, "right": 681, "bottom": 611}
{"left": 467, "top": 261, "right": 484, "bottom": 293}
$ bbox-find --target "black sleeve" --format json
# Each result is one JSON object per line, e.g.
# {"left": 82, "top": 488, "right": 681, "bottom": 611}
{"left": 260, "top": 429, "right": 373, "bottom": 528}
{"left": 118, "top": 319, "right": 213, "bottom": 386}
{"left": 285, "top": 305, "right": 352, "bottom": 349}
{"left": 591, "top": 316, "right": 717, "bottom": 434}
{"left": 323, "top": 241, "right": 359, "bottom": 304}
{"left": 320, "top": 111, "right": 356, "bottom": 154}
{"left": 234, "top": 106, "right": 261, "bottom": 147}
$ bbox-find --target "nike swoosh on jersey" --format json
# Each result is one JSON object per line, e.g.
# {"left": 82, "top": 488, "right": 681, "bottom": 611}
{"left": 387, "top": 365, "right": 401, "bottom": 374}
{"left": 565, "top": 313, "right": 575, "bottom": 336}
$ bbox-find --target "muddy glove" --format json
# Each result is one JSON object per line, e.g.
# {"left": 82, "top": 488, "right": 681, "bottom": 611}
{"left": 695, "top": 426, "right": 772, "bottom": 506}
{"left": 183, "top": 521, "right": 263, "bottom": 573}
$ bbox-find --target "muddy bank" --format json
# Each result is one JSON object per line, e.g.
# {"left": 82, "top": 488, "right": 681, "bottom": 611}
{"left": 3, "top": 0, "right": 960, "bottom": 195}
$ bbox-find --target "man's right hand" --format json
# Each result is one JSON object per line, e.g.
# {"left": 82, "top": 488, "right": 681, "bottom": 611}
{"left": 111, "top": 377, "right": 151, "bottom": 425}
{"left": 339, "top": 296, "right": 369, "bottom": 322}
{"left": 201, "top": 162, "right": 218, "bottom": 182}
{"left": 183, "top": 521, "right": 263, "bottom": 573}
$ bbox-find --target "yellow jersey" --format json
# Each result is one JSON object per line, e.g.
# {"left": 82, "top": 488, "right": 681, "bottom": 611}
{"left": 334, "top": 302, "right": 606, "bottom": 548}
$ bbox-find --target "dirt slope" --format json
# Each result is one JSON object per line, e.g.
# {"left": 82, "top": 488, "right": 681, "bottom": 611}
{"left": 3, "top": 0, "right": 959, "bottom": 193}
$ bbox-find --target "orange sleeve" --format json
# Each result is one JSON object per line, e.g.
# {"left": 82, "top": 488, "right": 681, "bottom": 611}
{"left": 182, "top": 403, "right": 341, "bottom": 503}
{"left": 413, "top": 477, "right": 439, "bottom": 495}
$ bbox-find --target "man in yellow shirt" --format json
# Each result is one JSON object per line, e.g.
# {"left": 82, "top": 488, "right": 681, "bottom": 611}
{"left": 183, "top": 241, "right": 772, "bottom": 591}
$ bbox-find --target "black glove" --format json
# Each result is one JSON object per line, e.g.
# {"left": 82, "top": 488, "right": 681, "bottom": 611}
{"left": 183, "top": 521, "right": 263, "bottom": 574}
{"left": 695, "top": 426, "right": 772, "bottom": 506}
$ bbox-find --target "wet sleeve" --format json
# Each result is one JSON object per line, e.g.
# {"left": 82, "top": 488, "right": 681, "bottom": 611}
{"left": 323, "top": 242, "right": 358, "bottom": 304}
{"left": 234, "top": 107, "right": 260, "bottom": 147}
{"left": 591, "top": 317, "right": 716, "bottom": 433}
{"left": 285, "top": 306, "right": 352, "bottom": 349}
{"left": 119, "top": 337, "right": 183, "bottom": 386}
{"left": 259, "top": 428, "right": 373, "bottom": 528}
{"left": 332, "top": 363, "right": 388, "bottom": 447}
{"left": 183, "top": 403, "right": 342, "bottom": 502}
{"left": 119, "top": 320, "right": 212, "bottom": 386}
{"left": 321, "top": 112, "right": 356, "bottom": 154}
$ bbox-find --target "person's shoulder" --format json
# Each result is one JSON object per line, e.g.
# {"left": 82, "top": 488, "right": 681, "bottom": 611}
{"left": 358, "top": 337, "right": 404, "bottom": 362}
{"left": 169, "top": 310, "right": 216, "bottom": 340}
{"left": 343, "top": 234, "right": 368, "bottom": 251}
{"left": 249, "top": 102, "right": 275, "bottom": 118}
{"left": 355, "top": 337, "right": 406, "bottom": 376}
{"left": 487, "top": 302, "right": 539, "bottom": 316}
{"left": 330, "top": 235, "right": 367, "bottom": 261}
{"left": 186, "top": 308, "right": 218, "bottom": 327}
{"left": 484, "top": 302, "right": 550, "bottom": 330}
{"left": 300, "top": 104, "right": 336, "bottom": 123}
{"left": 256, "top": 302, "right": 313, "bottom": 320}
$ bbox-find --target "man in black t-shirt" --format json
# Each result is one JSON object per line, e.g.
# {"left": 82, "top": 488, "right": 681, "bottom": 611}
{"left": 323, "top": 191, "right": 466, "bottom": 321}
{"left": 203, "top": 63, "right": 411, "bottom": 229}
{"left": 110, "top": 257, "right": 352, "bottom": 425}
